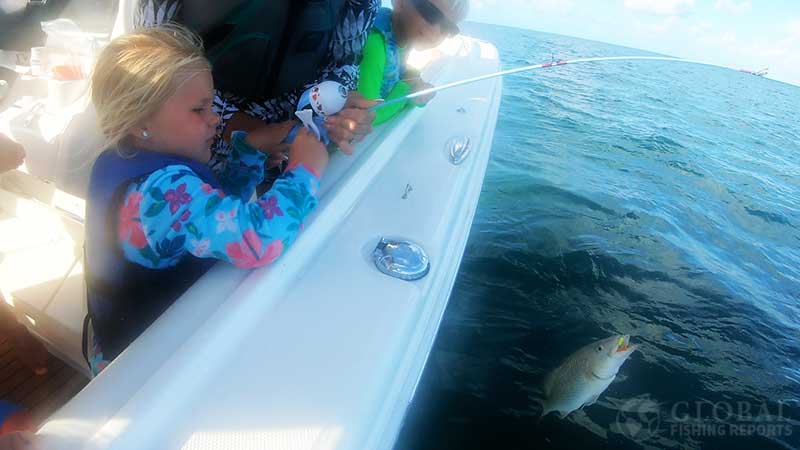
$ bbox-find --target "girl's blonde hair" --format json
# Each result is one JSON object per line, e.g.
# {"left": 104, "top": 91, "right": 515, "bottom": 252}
{"left": 91, "top": 25, "right": 211, "bottom": 149}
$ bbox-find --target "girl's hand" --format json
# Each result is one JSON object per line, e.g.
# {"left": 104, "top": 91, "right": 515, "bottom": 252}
{"left": 245, "top": 121, "right": 296, "bottom": 152}
{"left": 0, "top": 134, "right": 25, "bottom": 174}
{"left": 265, "top": 143, "right": 290, "bottom": 171}
{"left": 288, "top": 127, "right": 328, "bottom": 177}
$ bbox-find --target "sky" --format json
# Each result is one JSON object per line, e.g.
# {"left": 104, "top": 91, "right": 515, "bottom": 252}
{"left": 385, "top": 0, "right": 800, "bottom": 86}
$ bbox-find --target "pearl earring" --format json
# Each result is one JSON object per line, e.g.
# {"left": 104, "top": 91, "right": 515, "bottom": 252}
{"left": 142, "top": 130, "right": 150, "bottom": 139}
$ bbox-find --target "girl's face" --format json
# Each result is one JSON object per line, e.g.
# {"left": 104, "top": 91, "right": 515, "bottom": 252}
{"left": 135, "top": 71, "right": 220, "bottom": 163}
{"left": 394, "top": 0, "right": 460, "bottom": 51}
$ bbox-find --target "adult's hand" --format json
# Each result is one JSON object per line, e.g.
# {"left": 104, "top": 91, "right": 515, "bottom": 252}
{"left": 0, "top": 134, "right": 25, "bottom": 174}
{"left": 323, "top": 92, "right": 381, "bottom": 155}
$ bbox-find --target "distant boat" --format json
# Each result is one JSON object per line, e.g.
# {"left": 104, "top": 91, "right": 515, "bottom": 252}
{"left": 739, "top": 67, "right": 769, "bottom": 77}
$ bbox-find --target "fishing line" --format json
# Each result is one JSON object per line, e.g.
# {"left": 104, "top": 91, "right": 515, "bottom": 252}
{"left": 370, "top": 56, "right": 747, "bottom": 111}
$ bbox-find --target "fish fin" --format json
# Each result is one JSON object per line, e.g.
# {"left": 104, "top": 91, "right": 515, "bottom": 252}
{"left": 540, "top": 398, "right": 559, "bottom": 419}
{"left": 542, "top": 370, "right": 556, "bottom": 397}
{"left": 539, "top": 408, "right": 549, "bottom": 423}
{"left": 540, "top": 400, "right": 551, "bottom": 418}
{"left": 586, "top": 394, "right": 601, "bottom": 406}
{"left": 579, "top": 394, "right": 601, "bottom": 411}
{"left": 541, "top": 403, "right": 568, "bottom": 420}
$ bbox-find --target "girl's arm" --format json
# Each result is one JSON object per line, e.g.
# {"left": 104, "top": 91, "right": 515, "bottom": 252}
{"left": 117, "top": 135, "right": 321, "bottom": 269}
{"left": 213, "top": 130, "right": 271, "bottom": 200}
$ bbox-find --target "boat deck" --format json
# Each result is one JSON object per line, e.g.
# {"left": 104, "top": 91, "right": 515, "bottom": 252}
{"left": 0, "top": 335, "right": 87, "bottom": 427}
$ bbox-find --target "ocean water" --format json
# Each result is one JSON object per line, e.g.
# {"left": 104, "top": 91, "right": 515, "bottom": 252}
{"left": 395, "top": 23, "right": 800, "bottom": 450}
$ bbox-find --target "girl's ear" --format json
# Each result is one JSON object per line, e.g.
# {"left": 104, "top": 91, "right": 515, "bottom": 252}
{"left": 135, "top": 114, "right": 158, "bottom": 139}
{"left": 130, "top": 126, "right": 147, "bottom": 140}
{"left": 128, "top": 122, "right": 152, "bottom": 146}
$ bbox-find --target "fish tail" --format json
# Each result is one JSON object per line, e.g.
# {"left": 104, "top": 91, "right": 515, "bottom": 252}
{"left": 540, "top": 402, "right": 552, "bottom": 419}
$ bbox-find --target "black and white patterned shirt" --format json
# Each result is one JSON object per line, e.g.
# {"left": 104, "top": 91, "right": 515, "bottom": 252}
{"left": 135, "top": 0, "right": 380, "bottom": 172}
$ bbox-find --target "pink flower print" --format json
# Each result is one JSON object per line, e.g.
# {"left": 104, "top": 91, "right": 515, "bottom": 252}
{"left": 164, "top": 183, "right": 192, "bottom": 214}
{"left": 201, "top": 183, "right": 224, "bottom": 198}
{"left": 189, "top": 238, "right": 211, "bottom": 257}
{"left": 257, "top": 196, "right": 284, "bottom": 220}
{"left": 287, "top": 161, "right": 321, "bottom": 179}
{"left": 225, "top": 230, "right": 284, "bottom": 268}
{"left": 118, "top": 192, "right": 147, "bottom": 249}
{"left": 215, "top": 208, "right": 238, "bottom": 234}
{"left": 171, "top": 209, "right": 191, "bottom": 232}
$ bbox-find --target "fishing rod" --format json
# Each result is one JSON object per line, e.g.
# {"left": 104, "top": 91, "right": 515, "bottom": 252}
{"left": 369, "top": 55, "right": 739, "bottom": 111}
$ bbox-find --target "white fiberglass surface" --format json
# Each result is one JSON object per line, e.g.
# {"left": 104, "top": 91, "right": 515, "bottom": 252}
{"left": 37, "top": 36, "right": 501, "bottom": 450}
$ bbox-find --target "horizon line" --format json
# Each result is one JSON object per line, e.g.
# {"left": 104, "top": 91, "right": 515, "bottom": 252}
{"left": 461, "top": 20, "right": 798, "bottom": 89}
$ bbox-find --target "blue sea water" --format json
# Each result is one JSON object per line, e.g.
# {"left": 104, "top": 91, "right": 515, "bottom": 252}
{"left": 395, "top": 23, "right": 800, "bottom": 450}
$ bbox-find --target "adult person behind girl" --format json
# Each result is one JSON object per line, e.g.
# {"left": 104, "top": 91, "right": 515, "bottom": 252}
{"left": 134, "top": 0, "right": 381, "bottom": 178}
{"left": 85, "top": 25, "right": 328, "bottom": 375}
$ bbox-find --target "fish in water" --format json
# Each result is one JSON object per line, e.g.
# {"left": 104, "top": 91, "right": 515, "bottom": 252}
{"left": 542, "top": 335, "right": 637, "bottom": 418}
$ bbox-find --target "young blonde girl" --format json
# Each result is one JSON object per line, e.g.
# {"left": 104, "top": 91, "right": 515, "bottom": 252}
{"left": 85, "top": 26, "right": 328, "bottom": 375}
